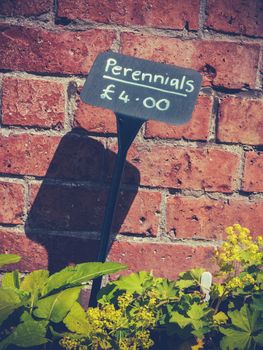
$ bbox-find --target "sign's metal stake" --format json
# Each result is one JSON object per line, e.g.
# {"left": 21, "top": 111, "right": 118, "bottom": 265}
{"left": 89, "top": 113, "right": 144, "bottom": 307}
{"left": 81, "top": 51, "right": 202, "bottom": 306}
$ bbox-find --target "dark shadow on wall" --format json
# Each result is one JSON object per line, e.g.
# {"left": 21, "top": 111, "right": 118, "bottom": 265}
{"left": 25, "top": 127, "right": 140, "bottom": 273}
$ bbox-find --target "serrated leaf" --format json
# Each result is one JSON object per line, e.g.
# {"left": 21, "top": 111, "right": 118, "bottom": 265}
{"left": 34, "top": 287, "right": 81, "bottom": 323}
{"left": 111, "top": 271, "right": 153, "bottom": 294}
{"left": 0, "top": 312, "right": 48, "bottom": 349}
{"left": 176, "top": 269, "right": 205, "bottom": 290}
{"left": 43, "top": 262, "right": 127, "bottom": 295}
{"left": 176, "top": 279, "right": 196, "bottom": 289}
{"left": 228, "top": 306, "right": 253, "bottom": 333}
{"left": 170, "top": 311, "right": 191, "bottom": 329}
{"left": 154, "top": 278, "right": 178, "bottom": 299}
{"left": 0, "top": 254, "right": 21, "bottom": 268}
{"left": 220, "top": 328, "right": 251, "bottom": 350}
{"left": 63, "top": 302, "right": 89, "bottom": 334}
{"left": 213, "top": 311, "right": 228, "bottom": 325}
{"left": 220, "top": 305, "right": 263, "bottom": 350}
{"left": 187, "top": 303, "right": 210, "bottom": 320}
{"left": 2, "top": 271, "right": 20, "bottom": 289}
{"left": 0, "top": 288, "right": 22, "bottom": 326}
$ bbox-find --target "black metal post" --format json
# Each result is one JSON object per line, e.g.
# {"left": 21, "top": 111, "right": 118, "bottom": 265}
{"left": 89, "top": 113, "right": 145, "bottom": 307}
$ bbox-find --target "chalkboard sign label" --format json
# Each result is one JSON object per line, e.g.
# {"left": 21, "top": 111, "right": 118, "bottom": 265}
{"left": 80, "top": 51, "right": 202, "bottom": 125}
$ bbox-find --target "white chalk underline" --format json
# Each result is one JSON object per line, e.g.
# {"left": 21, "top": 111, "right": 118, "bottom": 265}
{"left": 102, "top": 75, "right": 188, "bottom": 97}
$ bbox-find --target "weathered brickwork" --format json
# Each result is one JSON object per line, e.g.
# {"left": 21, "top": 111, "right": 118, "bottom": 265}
{"left": 0, "top": 0, "right": 262, "bottom": 277}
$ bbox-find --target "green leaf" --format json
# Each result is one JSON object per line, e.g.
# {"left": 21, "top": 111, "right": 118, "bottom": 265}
{"left": 112, "top": 271, "right": 153, "bottom": 294}
{"left": 176, "top": 268, "right": 205, "bottom": 290}
{"left": 220, "top": 304, "right": 263, "bottom": 350}
{"left": 227, "top": 306, "right": 253, "bottom": 333}
{"left": 170, "top": 311, "right": 191, "bottom": 329}
{"left": 154, "top": 278, "right": 178, "bottom": 299}
{"left": 1, "top": 271, "right": 20, "bottom": 289}
{"left": 213, "top": 311, "right": 228, "bottom": 325}
{"left": 0, "top": 288, "right": 22, "bottom": 326}
{"left": 0, "top": 254, "right": 21, "bottom": 268}
{"left": 220, "top": 328, "right": 251, "bottom": 350}
{"left": 255, "top": 271, "right": 263, "bottom": 284}
{"left": 252, "top": 295, "right": 263, "bottom": 311}
{"left": 20, "top": 270, "right": 49, "bottom": 308}
{"left": 63, "top": 302, "right": 90, "bottom": 334}
{"left": 21, "top": 270, "right": 49, "bottom": 294}
{"left": 34, "top": 287, "right": 81, "bottom": 323}
{"left": 43, "top": 262, "right": 127, "bottom": 295}
{"left": 254, "top": 332, "right": 263, "bottom": 346}
{"left": 0, "top": 312, "right": 48, "bottom": 349}
{"left": 186, "top": 303, "right": 210, "bottom": 321}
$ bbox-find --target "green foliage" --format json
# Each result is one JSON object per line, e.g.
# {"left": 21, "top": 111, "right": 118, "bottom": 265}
{"left": 0, "top": 254, "right": 21, "bottom": 268}
{"left": 59, "top": 225, "right": 263, "bottom": 350}
{"left": 0, "top": 289, "right": 22, "bottom": 326}
{"left": 1, "top": 225, "right": 262, "bottom": 350}
{"left": 34, "top": 287, "right": 81, "bottom": 323}
{"left": 63, "top": 302, "right": 89, "bottom": 334}
{"left": 0, "top": 255, "right": 127, "bottom": 350}
{"left": 175, "top": 268, "right": 205, "bottom": 290}
{"left": 0, "top": 312, "right": 48, "bottom": 350}
{"left": 2, "top": 271, "right": 20, "bottom": 290}
{"left": 43, "top": 262, "right": 127, "bottom": 295}
{"left": 220, "top": 304, "right": 263, "bottom": 350}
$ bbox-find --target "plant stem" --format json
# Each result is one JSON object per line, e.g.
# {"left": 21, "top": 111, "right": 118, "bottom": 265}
{"left": 156, "top": 297, "right": 179, "bottom": 308}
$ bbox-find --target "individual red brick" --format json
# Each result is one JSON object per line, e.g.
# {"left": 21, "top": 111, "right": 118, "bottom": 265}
{"left": 145, "top": 95, "right": 212, "bottom": 140}
{"left": 0, "top": 229, "right": 100, "bottom": 272}
{"left": 115, "top": 190, "right": 161, "bottom": 236}
{"left": 0, "top": 230, "right": 48, "bottom": 271}
{"left": 0, "top": 133, "right": 104, "bottom": 180}
{"left": 2, "top": 78, "right": 65, "bottom": 129}
{"left": 107, "top": 143, "right": 240, "bottom": 192}
{"left": 0, "top": 0, "right": 52, "bottom": 17}
{"left": 0, "top": 24, "right": 115, "bottom": 74}
{"left": 0, "top": 182, "right": 24, "bottom": 224}
{"left": 74, "top": 87, "right": 116, "bottom": 134}
{"left": 29, "top": 183, "right": 160, "bottom": 235}
{"left": 167, "top": 196, "right": 263, "bottom": 240}
{"left": 57, "top": 0, "right": 200, "bottom": 30}
{"left": 243, "top": 152, "right": 263, "bottom": 192}
{"left": 205, "top": 0, "right": 263, "bottom": 37}
{"left": 109, "top": 241, "right": 216, "bottom": 279}
{"left": 217, "top": 97, "right": 263, "bottom": 145}
{"left": 28, "top": 184, "right": 107, "bottom": 232}
{"left": 121, "top": 33, "right": 260, "bottom": 89}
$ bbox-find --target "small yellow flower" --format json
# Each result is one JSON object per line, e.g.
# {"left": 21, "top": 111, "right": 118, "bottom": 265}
{"left": 191, "top": 338, "right": 204, "bottom": 350}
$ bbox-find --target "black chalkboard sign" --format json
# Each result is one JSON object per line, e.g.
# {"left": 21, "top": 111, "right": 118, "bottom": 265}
{"left": 80, "top": 51, "right": 202, "bottom": 125}
{"left": 80, "top": 51, "right": 202, "bottom": 307}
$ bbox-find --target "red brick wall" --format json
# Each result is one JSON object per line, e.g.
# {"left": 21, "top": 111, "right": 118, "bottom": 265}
{"left": 0, "top": 0, "right": 262, "bottom": 279}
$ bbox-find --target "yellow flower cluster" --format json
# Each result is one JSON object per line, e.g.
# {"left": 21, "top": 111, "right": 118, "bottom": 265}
{"left": 59, "top": 337, "right": 87, "bottom": 350}
{"left": 215, "top": 224, "right": 263, "bottom": 273}
{"left": 226, "top": 273, "right": 254, "bottom": 289}
{"left": 117, "top": 292, "right": 133, "bottom": 310}
{"left": 86, "top": 303, "right": 123, "bottom": 337}
{"left": 81, "top": 292, "right": 156, "bottom": 350}
{"left": 146, "top": 289, "right": 158, "bottom": 306}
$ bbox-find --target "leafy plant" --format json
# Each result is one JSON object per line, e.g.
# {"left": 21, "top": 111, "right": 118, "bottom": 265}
{"left": 0, "top": 255, "right": 127, "bottom": 350}
{"left": 58, "top": 225, "right": 263, "bottom": 350}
